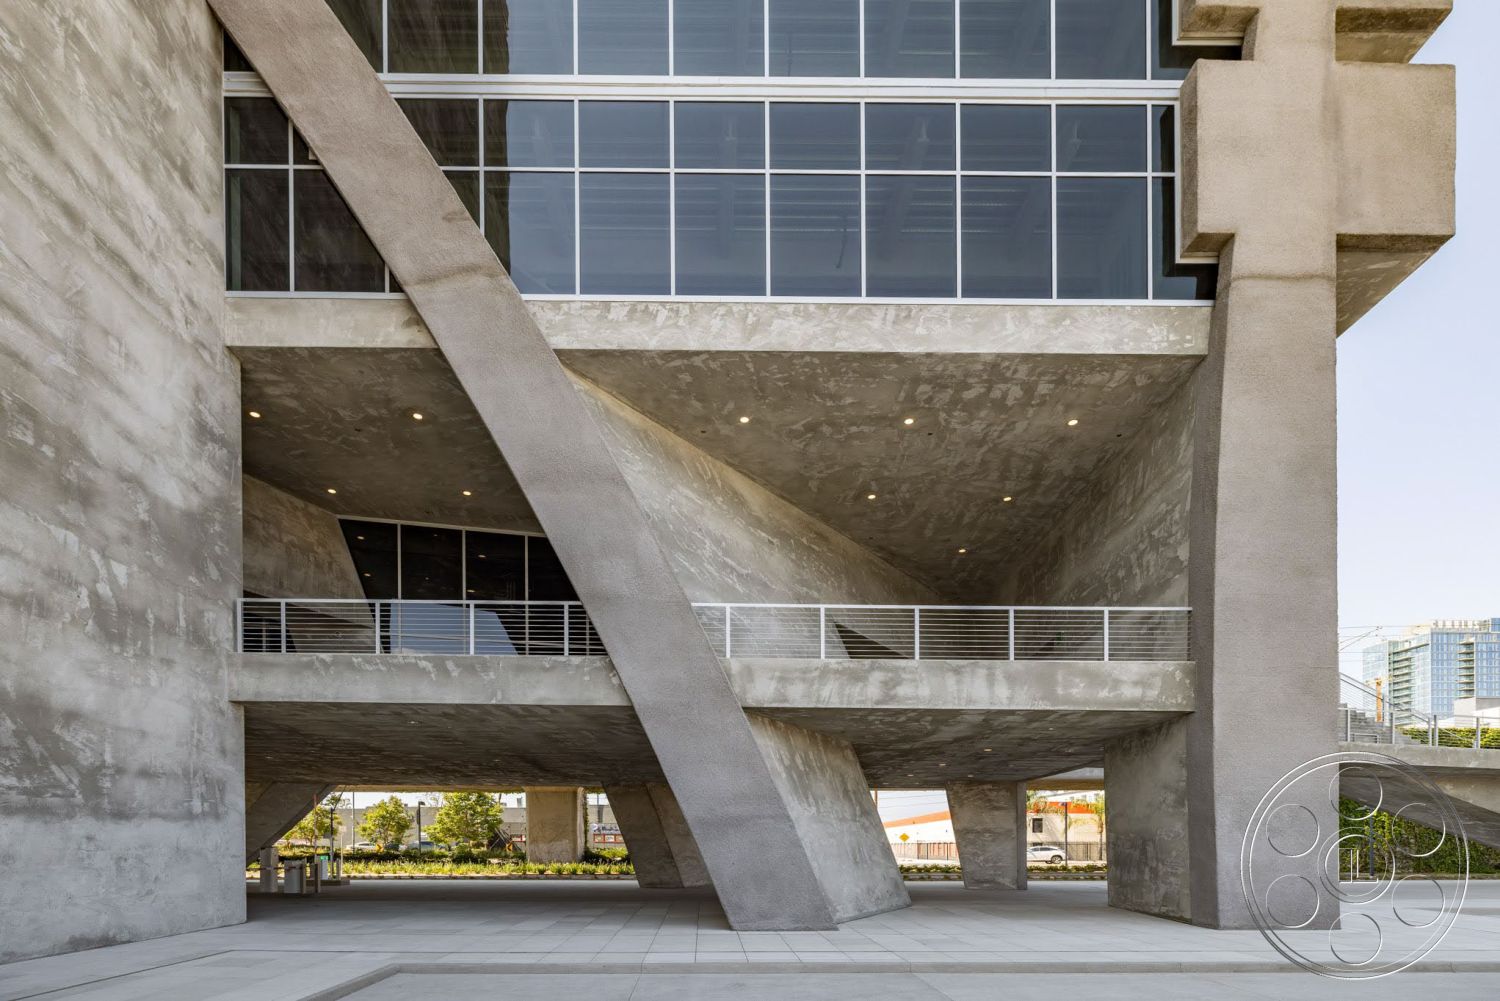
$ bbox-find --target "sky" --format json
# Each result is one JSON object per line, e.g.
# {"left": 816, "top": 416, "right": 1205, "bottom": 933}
{"left": 1336, "top": 3, "right": 1500, "bottom": 673}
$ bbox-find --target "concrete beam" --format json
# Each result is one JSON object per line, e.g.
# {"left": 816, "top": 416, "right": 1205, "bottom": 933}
{"left": 947, "top": 782, "right": 1027, "bottom": 890}
{"left": 523, "top": 787, "right": 585, "bottom": 863}
{"left": 245, "top": 782, "right": 334, "bottom": 862}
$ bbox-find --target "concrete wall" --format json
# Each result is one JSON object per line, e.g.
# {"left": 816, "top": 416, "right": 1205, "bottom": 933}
{"left": 243, "top": 475, "right": 364, "bottom": 598}
{"left": 999, "top": 378, "right": 1194, "bottom": 607}
{"left": 1105, "top": 720, "right": 1191, "bottom": 920}
{"left": 0, "top": 1, "right": 242, "bottom": 962}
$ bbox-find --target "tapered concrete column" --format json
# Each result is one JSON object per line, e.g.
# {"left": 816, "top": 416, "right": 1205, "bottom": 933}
{"left": 946, "top": 781, "right": 1027, "bottom": 890}
{"left": 524, "top": 787, "right": 585, "bottom": 863}
{"left": 244, "top": 782, "right": 334, "bottom": 862}
{"left": 1105, "top": 721, "right": 1191, "bottom": 918}
{"left": 606, "top": 783, "right": 710, "bottom": 888}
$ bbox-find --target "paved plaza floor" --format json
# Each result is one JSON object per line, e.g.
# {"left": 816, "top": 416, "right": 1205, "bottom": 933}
{"left": 2, "top": 880, "right": 1498, "bottom": 1000}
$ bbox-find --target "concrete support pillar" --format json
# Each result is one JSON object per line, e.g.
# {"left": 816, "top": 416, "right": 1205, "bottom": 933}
{"left": 605, "top": 783, "right": 710, "bottom": 888}
{"left": 524, "top": 786, "right": 585, "bottom": 863}
{"left": 244, "top": 781, "right": 334, "bottom": 863}
{"left": 946, "top": 781, "right": 1027, "bottom": 890}
{"left": 1104, "top": 720, "right": 1191, "bottom": 919}
{"left": 257, "top": 848, "right": 278, "bottom": 893}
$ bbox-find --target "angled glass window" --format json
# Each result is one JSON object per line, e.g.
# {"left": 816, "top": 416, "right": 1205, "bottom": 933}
{"left": 578, "top": 0, "right": 669, "bottom": 74}
{"left": 324, "top": 0, "right": 383, "bottom": 70}
{"left": 400, "top": 524, "right": 463, "bottom": 600}
{"left": 484, "top": 0, "right": 575, "bottom": 73}
{"left": 527, "top": 537, "right": 579, "bottom": 600}
{"left": 675, "top": 103, "right": 765, "bottom": 169}
{"left": 676, "top": 0, "right": 765, "bottom": 76}
{"left": 579, "top": 101, "right": 669, "bottom": 167}
{"left": 1056, "top": 105, "right": 1147, "bottom": 172}
{"left": 224, "top": 31, "right": 254, "bottom": 72}
{"left": 1055, "top": 0, "right": 1147, "bottom": 80}
{"left": 444, "top": 170, "right": 482, "bottom": 224}
{"left": 387, "top": 0, "right": 480, "bottom": 73}
{"left": 960, "top": 0, "right": 1049, "bottom": 79}
{"left": 485, "top": 171, "right": 576, "bottom": 292}
{"left": 866, "top": 176, "right": 955, "bottom": 297}
{"left": 962, "top": 177, "right": 1051, "bottom": 297}
{"left": 225, "top": 98, "right": 288, "bottom": 164}
{"left": 465, "top": 531, "right": 527, "bottom": 601}
{"left": 225, "top": 170, "right": 289, "bottom": 291}
{"left": 865, "top": 104, "right": 955, "bottom": 171}
{"left": 342, "top": 520, "right": 399, "bottom": 600}
{"left": 579, "top": 173, "right": 671, "bottom": 294}
{"left": 1057, "top": 177, "right": 1147, "bottom": 298}
{"left": 294, "top": 171, "right": 386, "bottom": 292}
{"left": 1152, "top": 179, "right": 1216, "bottom": 299}
{"left": 961, "top": 104, "right": 1050, "bottom": 171}
{"left": 770, "top": 0, "right": 859, "bottom": 77}
{"left": 864, "top": 0, "right": 955, "bottom": 78}
{"left": 398, "top": 99, "right": 481, "bottom": 166}
{"left": 486, "top": 100, "right": 575, "bottom": 168}
{"left": 771, "top": 175, "right": 861, "bottom": 296}
{"left": 676, "top": 174, "right": 766, "bottom": 295}
{"left": 1151, "top": 105, "right": 1174, "bottom": 172}
{"left": 770, "top": 103, "right": 860, "bottom": 170}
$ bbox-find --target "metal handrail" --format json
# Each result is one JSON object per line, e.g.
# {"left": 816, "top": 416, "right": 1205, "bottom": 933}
{"left": 1339, "top": 674, "right": 1497, "bottom": 751}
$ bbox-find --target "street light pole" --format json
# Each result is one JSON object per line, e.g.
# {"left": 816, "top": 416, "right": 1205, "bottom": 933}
{"left": 416, "top": 801, "right": 424, "bottom": 853}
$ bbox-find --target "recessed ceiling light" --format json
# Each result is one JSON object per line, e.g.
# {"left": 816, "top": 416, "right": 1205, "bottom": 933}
{"left": 326, "top": 487, "right": 337, "bottom": 494}
{"left": 1066, "top": 418, "right": 1079, "bottom": 426}
{"left": 461, "top": 489, "right": 473, "bottom": 497}
{"left": 957, "top": 547, "right": 967, "bottom": 554}
{"left": 411, "top": 412, "right": 425, "bottom": 421}
{"left": 247, "top": 410, "right": 262, "bottom": 419}
{"left": 356, "top": 535, "right": 365, "bottom": 541}
{"left": 938, "top": 763, "right": 947, "bottom": 768}
{"left": 738, "top": 415, "right": 750, "bottom": 424}
{"left": 477, "top": 554, "right": 486, "bottom": 559}
{"left": 362, "top": 572, "right": 371, "bottom": 578}
{"left": 983, "top": 747, "right": 993, "bottom": 752}
{"left": 1003, "top": 496, "right": 1013, "bottom": 503}
{"left": 866, "top": 493, "right": 877, "bottom": 501}
{"left": 902, "top": 417, "right": 915, "bottom": 426}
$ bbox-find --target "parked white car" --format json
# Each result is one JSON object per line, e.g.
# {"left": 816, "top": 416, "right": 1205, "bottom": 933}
{"left": 1026, "top": 845, "right": 1066, "bottom": 864}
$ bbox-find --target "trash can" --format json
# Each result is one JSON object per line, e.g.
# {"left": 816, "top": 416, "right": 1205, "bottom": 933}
{"left": 283, "top": 859, "right": 306, "bottom": 895}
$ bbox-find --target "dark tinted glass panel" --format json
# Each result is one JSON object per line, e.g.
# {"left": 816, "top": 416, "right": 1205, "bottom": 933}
{"left": 527, "top": 537, "right": 579, "bottom": 600}
{"left": 770, "top": 175, "right": 861, "bottom": 296}
{"left": 961, "top": 105, "right": 1050, "bottom": 171}
{"left": 226, "top": 170, "right": 289, "bottom": 291}
{"left": 486, "top": 101, "right": 574, "bottom": 168}
{"left": 1151, "top": 105, "right": 1174, "bottom": 172}
{"left": 400, "top": 525, "right": 463, "bottom": 599}
{"left": 864, "top": 0, "right": 955, "bottom": 78}
{"left": 1153, "top": 179, "right": 1216, "bottom": 299}
{"left": 225, "top": 98, "right": 287, "bottom": 164}
{"left": 579, "top": 102, "right": 669, "bottom": 167}
{"left": 398, "top": 99, "right": 481, "bottom": 166}
{"left": 770, "top": 103, "right": 859, "bottom": 169}
{"left": 676, "top": 0, "right": 765, "bottom": 75}
{"left": 1055, "top": 0, "right": 1146, "bottom": 80}
{"left": 326, "top": 0, "right": 383, "bottom": 70}
{"left": 676, "top": 175, "right": 766, "bottom": 295}
{"left": 962, "top": 176, "right": 1051, "bottom": 297}
{"left": 579, "top": 173, "right": 670, "bottom": 294}
{"left": 866, "top": 176, "right": 955, "bottom": 296}
{"left": 960, "top": 0, "right": 1049, "bottom": 79}
{"left": 865, "top": 104, "right": 955, "bottom": 170}
{"left": 1057, "top": 177, "right": 1147, "bottom": 298}
{"left": 1151, "top": 0, "right": 1238, "bottom": 80}
{"left": 1056, "top": 105, "right": 1147, "bottom": 172}
{"left": 485, "top": 171, "right": 575, "bottom": 292}
{"left": 294, "top": 171, "right": 386, "bottom": 292}
{"left": 578, "top": 0, "right": 669, "bottom": 73}
{"left": 484, "top": 0, "right": 575, "bottom": 73}
{"left": 675, "top": 103, "right": 765, "bottom": 168}
{"left": 388, "top": 0, "right": 479, "bottom": 73}
{"left": 465, "top": 531, "right": 526, "bottom": 600}
{"left": 224, "top": 32, "right": 253, "bottom": 71}
{"left": 292, "top": 128, "right": 318, "bottom": 165}
{"left": 342, "top": 520, "right": 398, "bottom": 599}
{"left": 445, "top": 170, "right": 481, "bottom": 224}
{"left": 770, "top": 0, "right": 859, "bottom": 76}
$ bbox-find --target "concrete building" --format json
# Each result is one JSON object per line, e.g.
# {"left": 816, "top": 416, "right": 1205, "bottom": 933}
{"left": 1363, "top": 617, "right": 1500, "bottom": 718}
{"left": 0, "top": 0, "right": 1468, "bottom": 966}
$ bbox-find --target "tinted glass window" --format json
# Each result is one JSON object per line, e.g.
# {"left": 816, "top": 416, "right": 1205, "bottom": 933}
{"left": 864, "top": 0, "right": 955, "bottom": 78}
{"left": 294, "top": 171, "right": 386, "bottom": 292}
{"left": 388, "top": 0, "right": 479, "bottom": 73}
{"left": 484, "top": 0, "right": 575, "bottom": 73}
{"left": 770, "top": 103, "right": 860, "bottom": 169}
{"left": 770, "top": 175, "right": 861, "bottom": 296}
{"left": 960, "top": 0, "right": 1049, "bottom": 79}
{"left": 1151, "top": 0, "right": 1238, "bottom": 80}
{"left": 1151, "top": 105, "right": 1174, "bottom": 172}
{"left": 225, "top": 98, "right": 287, "bottom": 164}
{"left": 579, "top": 101, "right": 669, "bottom": 167}
{"left": 1056, "top": 105, "right": 1147, "bottom": 172}
{"left": 527, "top": 537, "right": 579, "bottom": 600}
{"left": 961, "top": 105, "right": 1050, "bottom": 171}
{"left": 676, "top": 0, "right": 764, "bottom": 76}
{"left": 676, "top": 174, "right": 766, "bottom": 295}
{"left": 226, "top": 170, "right": 289, "bottom": 291}
{"left": 865, "top": 104, "right": 955, "bottom": 171}
{"left": 400, "top": 525, "right": 463, "bottom": 599}
{"left": 770, "top": 0, "right": 859, "bottom": 76}
{"left": 224, "top": 32, "right": 253, "bottom": 72}
{"left": 1057, "top": 177, "right": 1147, "bottom": 298}
{"left": 1055, "top": 0, "right": 1146, "bottom": 80}
{"left": 866, "top": 176, "right": 955, "bottom": 297}
{"left": 486, "top": 100, "right": 575, "bottom": 168}
{"left": 675, "top": 103, "right": 765, "bottom": 169}
{"left": 962, "top": 176, "right": 1051, "bottom": 297}
{"left": 398, "top": 99, "right": 481, "bottom": 166}
{"left": 325, "top": 0, "right": 383, "bottom": 70}
{"left": 465, "top": 531, "right": 527, "bottom": 600}
{"left": 1152, "top": 178, "right": 1217, "bottom": 299}
{"left": 342, "top": 520, "right": 399, "bottom": 599}
{"left": 445, "top": 170, "right": 481, "bottom": 224}
{"left": 578, "top": 0, "right": 669, "bottom": 73}
{"left": 580, "top": 173, "right": 671, "bottom": 294}
{"left": 485, "top": 171, "right": 576, "bottom": 293}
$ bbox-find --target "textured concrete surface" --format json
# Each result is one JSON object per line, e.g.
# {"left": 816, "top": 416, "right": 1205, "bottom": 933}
{"left": 1105, "top": 720, "right": 1192, "bottom": 920}
{"left": 946, "top": 782, "right": 1027, "bottom": 891}
{"left": 1340, "top": 743, "right": 1500, "bottom": 849}
{"left": 605, "top": 785, "right": 694, "bottom": 889}
{"left": 0, "top": 0, "right": 244, "bottom": 962}
{"left": 244, "top": 781, "right": 333, "bottom": 860}
{"left": 524, "top": 787, "right": 586, "bottom": 863}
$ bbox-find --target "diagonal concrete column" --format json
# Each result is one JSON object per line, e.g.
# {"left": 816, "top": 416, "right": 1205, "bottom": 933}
{"left": 606, "top": 784, "right": 711, "bottom": 888}
{"left": 210, "top": 0, "right": 850, "bottom": 928}
{"left": 946, "top": 781, "right": 1027, "bottom": 890}
{"left": 245, "top": 781, "right": 333, "bottom": 862}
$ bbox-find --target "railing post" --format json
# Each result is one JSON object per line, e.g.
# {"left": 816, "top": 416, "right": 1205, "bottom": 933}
{"left": 563, "top": 602, "right": 571, "bottom": 657}
{"left": 374, "top": 601, "right": 381, "bottom": 653}
{"left": 235, "top": 600, "right": 243, "bottom": 654}
{"left": 913, "top": 607, "right": 921, "bottom": 660}
{"left": 279, "top": 600, "right": 287, "bottom": 654}
{"left": 819, "top": 605, "right": 827, "bottom": 660}
{"left": 724, "top": 604, "right": 732, "bottom": 658}
{"left": 1008, "top": 607, "right": 1016, "bottom": 661}
{"left": 468, "top": 602, "right": 476, "bottom": 656}
{"left": 1102, "top": 609, "right": 1110, "bottom": 662}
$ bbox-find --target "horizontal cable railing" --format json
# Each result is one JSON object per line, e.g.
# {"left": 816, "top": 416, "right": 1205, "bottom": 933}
{"left": 1339, "top": 675, "right": 1498, "bottom": 751}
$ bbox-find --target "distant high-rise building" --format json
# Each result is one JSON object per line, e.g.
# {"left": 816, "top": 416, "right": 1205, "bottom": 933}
{"left": 1363, "top": 619, "right": 1500, "bottom": 718}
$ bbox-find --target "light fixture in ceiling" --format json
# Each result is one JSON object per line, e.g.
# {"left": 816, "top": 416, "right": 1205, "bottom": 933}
{"left": 325, "top": 488, "right": 337, "bottom": 495}
{"left": 247, "top": 410, "right": 262, "bottom": 419}
{"left": 1066, "top": 418, "right": 1079, "bottom": 426}
{"left": 411, "top": 412, "right": 425, "bottom": 421}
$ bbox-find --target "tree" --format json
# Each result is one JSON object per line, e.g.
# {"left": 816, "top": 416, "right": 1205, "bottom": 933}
{"left": 358, "top": 795, "right": 412, "bottom": 849}
{"left": 1088, "top": 793, "right": 1106, "bottom": 853}
{"left": 426, "top": 792, "right": 504, "bottom": 848}
{"left": 283, "top": 795, "right": 342, "bottom": 846}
